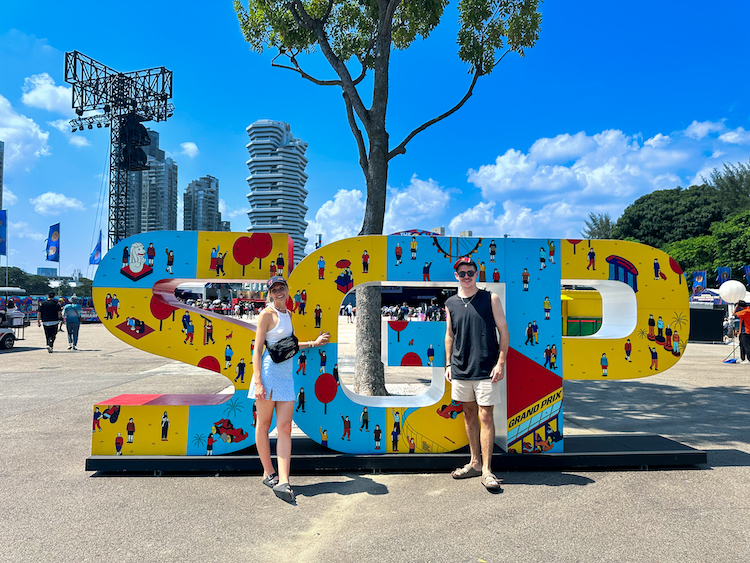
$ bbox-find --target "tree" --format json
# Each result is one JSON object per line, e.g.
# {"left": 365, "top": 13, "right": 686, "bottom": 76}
{"left": 707, "top": 160, "right": 750, "bottom": 215}
{"left": 613, "top": 184, "right": 727, "bottom": 248}
{"left": 581, "top": 212, "right": 614, "bottom": 239}
{"left": 0, "top": 267, "right": 51, "bottom": 295}
{"left": 711, "top": 210, "right": 750, "bottom": 277}
{"left": 236, "top": 0, "right": 542, "bottom": 394}
{"left": 662, "top": 235, "right": 718, "bottom": 280}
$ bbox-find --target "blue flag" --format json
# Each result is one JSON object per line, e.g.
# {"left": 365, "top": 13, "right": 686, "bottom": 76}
{"left": 89, "top": 230, "right": 102, "bottom": 265}
{"left": 45, "top": 223, "right": 60, "bottom": 262}
{"left": 717, "top": 267, "right": 731, "bottom": 286}
{"left": 692, "top": 271, "right": 706, "bottom": 295}
{"left": 744, "top": 266, "right": 750, "bottom": 286}
{"left": 0, "top": 210, "right": 7, "bottom": 257}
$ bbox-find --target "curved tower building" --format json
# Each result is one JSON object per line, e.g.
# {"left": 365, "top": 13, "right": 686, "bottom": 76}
{"left": 245, "top": 120, "right": 309, "bottom": 265}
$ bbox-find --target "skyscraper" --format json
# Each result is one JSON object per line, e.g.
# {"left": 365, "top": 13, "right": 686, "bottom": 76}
{"left": 126, "top": 129, "right": 178, "bottom": 235}
{"left": 0, "top": 140, "right": 5, "bottom": 209}
{"left": 245, "top": 120, "right": 308, "bottom": 264}
{"left": 183, "top": 175, "right": 229, "bottom": 231}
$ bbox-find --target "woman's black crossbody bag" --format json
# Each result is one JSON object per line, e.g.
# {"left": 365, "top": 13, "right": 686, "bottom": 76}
{"left": 266, "top": 335, "right": 300, "bottom": 363}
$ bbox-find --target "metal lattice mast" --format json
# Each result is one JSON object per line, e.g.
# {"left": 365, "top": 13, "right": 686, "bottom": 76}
{"left": 64, "top": 51, "right": 174, "bottom": 249}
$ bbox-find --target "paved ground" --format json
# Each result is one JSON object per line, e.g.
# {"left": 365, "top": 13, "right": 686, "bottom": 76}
{"left": 2, "top": 321, "right": 749, "bottom": 562}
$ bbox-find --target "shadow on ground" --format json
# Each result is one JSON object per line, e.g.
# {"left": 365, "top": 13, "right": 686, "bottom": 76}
{"left": 563, "top": 378, "right": 750, "bottom": 448}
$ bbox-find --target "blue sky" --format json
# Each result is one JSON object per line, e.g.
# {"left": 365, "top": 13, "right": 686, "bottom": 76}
{"left": 1, "top": 0, "right": 750, "bottom": 278}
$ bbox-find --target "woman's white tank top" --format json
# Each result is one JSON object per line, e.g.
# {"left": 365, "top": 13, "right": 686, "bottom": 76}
{"left": 265, "top": 305, "right": 293, "bottom": 344}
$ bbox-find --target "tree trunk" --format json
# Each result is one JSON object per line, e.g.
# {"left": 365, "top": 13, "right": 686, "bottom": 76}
{"left": 354, "top": 127, "right": 389, "bottom": 395}
{"left": 354, "top": 285, "right": 387, "bottom": 395}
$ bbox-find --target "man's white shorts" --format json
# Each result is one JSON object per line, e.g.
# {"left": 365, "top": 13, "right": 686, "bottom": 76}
{"left": 450, "top": 378, "right": 501, "bottom": 406}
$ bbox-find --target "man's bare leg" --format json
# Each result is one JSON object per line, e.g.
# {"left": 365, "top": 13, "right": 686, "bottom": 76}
{"left": 462, "top": 401, "right": 482, "bottom": 471}
{"left": 478, "top": 405, "right": 495, "bottom": 474}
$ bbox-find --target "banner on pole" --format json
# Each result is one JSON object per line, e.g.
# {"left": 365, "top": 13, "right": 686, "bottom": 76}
{"left": 45, "top": 223, "right": 60, "bottom": 262}
{"left": 90, "top": 230, "right": 102, "bottom": 265}
{"left": 0, "top": 210, "right": 7, "bottom": 257}
{"left": 717, "top": 267, "right": 731, "bottom": 286}
{"left": 691, "top": 270, "right": 706, "bottom": 295}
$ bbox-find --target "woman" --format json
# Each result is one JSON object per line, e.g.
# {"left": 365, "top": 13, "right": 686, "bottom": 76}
{"left": 251, "top": 275, "right": 329, "bottom": 503}
{"left": 62, "top": 296, "right": 82, "bottom": 350}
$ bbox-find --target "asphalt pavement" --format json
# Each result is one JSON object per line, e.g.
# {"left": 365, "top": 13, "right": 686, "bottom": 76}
{"left": 1, "top": 322, "right": 749, "bottom": 563}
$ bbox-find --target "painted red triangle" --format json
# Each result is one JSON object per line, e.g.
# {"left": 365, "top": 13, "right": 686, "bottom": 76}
{"left": 506, "top": 347, "right": 562, "bottom": 416}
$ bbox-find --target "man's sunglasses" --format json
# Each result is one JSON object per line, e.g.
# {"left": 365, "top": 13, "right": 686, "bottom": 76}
{"left": 457, "top": 270, "right": 476, "bottom": 278}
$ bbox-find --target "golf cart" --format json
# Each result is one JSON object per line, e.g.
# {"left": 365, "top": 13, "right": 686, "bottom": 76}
{"left": 1, "top": 287, "right": 27, "bottom": 350}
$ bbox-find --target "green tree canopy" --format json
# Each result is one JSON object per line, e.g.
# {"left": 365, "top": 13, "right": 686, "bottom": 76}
{"left": 581, "top": 212, "right": 614, "bottom": 239}
{"left": 708, "top": 160, "right": 750, "bottom": 214}
{"left": 0, "top": 267, "right": 52, "bottom": 295}
{"left": 711, "top": 210, "right": 750, "bottom": 275}
{"left": 613, "top": 184, "right": 727, "bottom": 248}
{"left": 662, "top": 235, "right": 718, "bottom": 279}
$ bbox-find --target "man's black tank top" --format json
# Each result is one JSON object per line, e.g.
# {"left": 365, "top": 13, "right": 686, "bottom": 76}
{"left": 446, "top": 289, "right": 499, "bottom": 380}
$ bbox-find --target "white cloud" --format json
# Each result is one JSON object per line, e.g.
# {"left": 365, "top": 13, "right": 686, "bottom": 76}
{"left": 29, "top": 192, "right": 85, "bottom": 215}
{"left": 180, "top": 142, "right": 199, "bottom": 158}
{"left": 48, "top": 119, "right": 68, "bottom": 133}
{"left": 48, "top": 118, "right": 91, "bottom": 147}
{"left": 69, "top": 136, "right": 90, "bottom": 147}
{"left": 644, "top": 133, "right": 671, "bottom": 148}
{"left": 684, "top": 119, "right": 725, "bottom": 140}
{"left": 218, "top": 199, "right": 249, "bottom": 220}
{"left": 719, "top": 127, "right": 750, "bottom": 145}
{"left": 468, "top": 128, "right": 691, "bottom": 207}
{"left": 529, "top": 131, "right": 598, "bottom": 164}
{"left": 383, "top": 176, "right": 453, "bottom": 234}
{"left": 21, "top": 73, "right": 72, "bottom": 115}
{"left": 3, "top": 188, "right": 18, "bottom": 206}
{"left": 8, "top": 221, "right": 45, "bottom": 241}
{"left": 305, "top": 189, "right": 366, "bottom": 253}
{"left": 0, "top": 94, "right": 50, "bottom": 172}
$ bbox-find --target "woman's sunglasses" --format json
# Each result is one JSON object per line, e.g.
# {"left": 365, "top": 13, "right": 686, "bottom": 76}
{"left": 457, "top": 270, "right": 476, "bottom": 278}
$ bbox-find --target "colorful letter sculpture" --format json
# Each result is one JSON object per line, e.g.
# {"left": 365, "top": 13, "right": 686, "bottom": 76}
{"left": 91, "top": 233, "right": 689, "bottom": 458}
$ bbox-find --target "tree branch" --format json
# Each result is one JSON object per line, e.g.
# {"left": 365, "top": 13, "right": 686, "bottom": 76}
{"left": 290, "top": 0, "right": 371, "bottom": 127}
{"left": 387, "top": 51, "right": 512, "bottom": 160}
{"left": 271, "top": 51, "right": 343, "bottom": 86}
{"left": 344, "top": 91, "right": 369, "bottom": 174}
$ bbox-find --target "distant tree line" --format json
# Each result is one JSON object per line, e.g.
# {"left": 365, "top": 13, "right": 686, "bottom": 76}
{"left": 580, "top": 160, "right": 750, "bottom": 287}
{"left": 0, "top": 266, "right": 93, "bottom": 297}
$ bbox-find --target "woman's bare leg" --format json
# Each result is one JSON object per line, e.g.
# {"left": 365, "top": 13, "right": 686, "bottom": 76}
{"left": 255, "top": 399, "right": 276, "bottom": 477}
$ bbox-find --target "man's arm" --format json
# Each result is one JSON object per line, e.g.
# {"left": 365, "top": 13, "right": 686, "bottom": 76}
{"left": 444, "top": 307, "right": 454, "bottom": 381}
{"left": 490, "top": 293, "right": 510, "bottom": 382}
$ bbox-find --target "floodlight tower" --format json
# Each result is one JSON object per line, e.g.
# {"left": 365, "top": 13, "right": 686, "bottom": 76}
{"left": 64, "top": 51, "right": 174, "bottom": 248}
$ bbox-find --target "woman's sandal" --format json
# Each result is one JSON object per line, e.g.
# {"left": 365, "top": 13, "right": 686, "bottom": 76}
{"left": 482, "top": 473, "right": 503, "bottom": 493}
{"left": 262, "top": 473, "right": 279, "bottom": 488}
{"left": 273, "top": 482, "right": 295, "bottom": 503}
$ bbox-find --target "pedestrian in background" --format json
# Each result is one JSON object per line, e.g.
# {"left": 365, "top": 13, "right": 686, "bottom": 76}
{"left": 38, "top": 292, "right": 62, "bottom": 353}
{"left": 62, "top": 296, "right": 82, "bottom": 350}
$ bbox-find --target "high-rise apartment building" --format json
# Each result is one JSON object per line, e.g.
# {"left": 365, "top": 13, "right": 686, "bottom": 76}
{"left": 126, "top": 130, "right": 178, "bottom": 235}
{"left": 183, "top": 175, "right": 229, "bottom": 232}
{"left": 245, "top": 120, "right": 309, "bottom": 264}
{"left": 0, "top": 140, "right": 5, "bottom": 209}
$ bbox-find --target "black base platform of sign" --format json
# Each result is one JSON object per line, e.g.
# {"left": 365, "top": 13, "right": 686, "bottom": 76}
{"left": 87, "top": 434, "right": 707, "bottom": 474}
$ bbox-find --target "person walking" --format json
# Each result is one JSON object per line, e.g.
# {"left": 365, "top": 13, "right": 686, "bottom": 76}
{"left": 251, "top": 275, "right": 330, "bottom": 503}
{"left": 38, "top": 292, "right": 62, "bottom": 353}
{"left": 733, "top": 301, "right": 750, "bottom": 362}
{"left": 62, "top": 296, "right": 82, "bottom": 350}
{"left": 445, "top": 256, "right": 509, "bottom": 493}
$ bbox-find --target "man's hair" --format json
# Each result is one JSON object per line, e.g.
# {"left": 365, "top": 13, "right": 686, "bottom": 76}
{"left": 48, "top": 291, "right": 55, "bottom": 298}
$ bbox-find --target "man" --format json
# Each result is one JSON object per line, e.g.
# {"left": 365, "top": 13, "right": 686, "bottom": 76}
{"left": 733, "top": 301, "right": 750, "bottom": 363}
{"left": 235, "top": 358, "right": 246, "bottom": 383}
{"left": 37, "top": 292, "right": 62, "bottom": 353}
{"left": 445, "top": 257, "right": 509, "bottom": 493}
